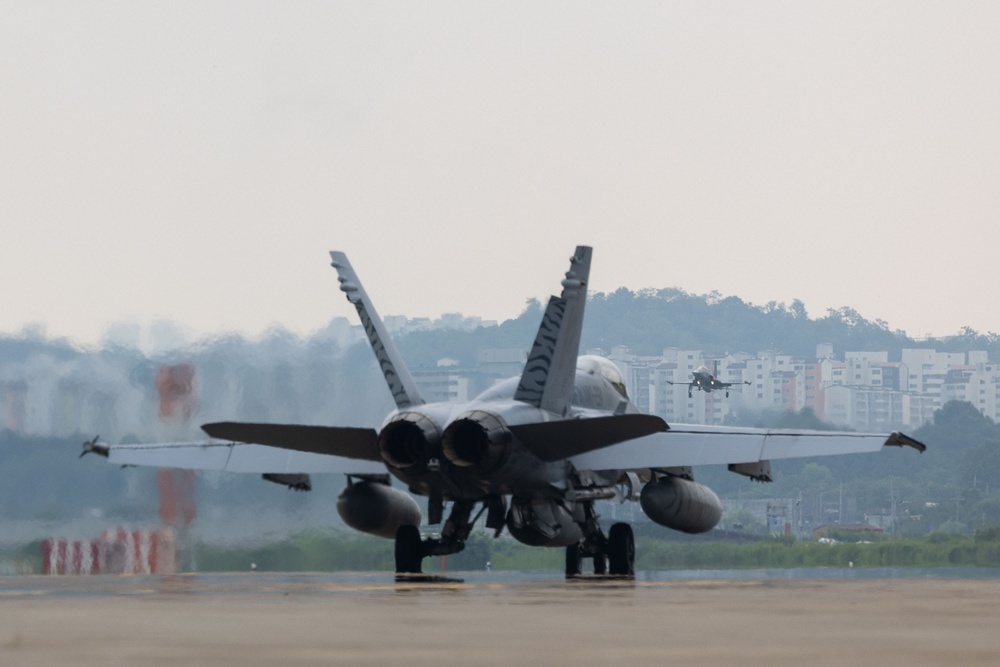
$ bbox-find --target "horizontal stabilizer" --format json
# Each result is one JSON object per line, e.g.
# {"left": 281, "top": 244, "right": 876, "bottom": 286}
{"left": 202, "top": 422, "right": 381, "bottom": 461}
{"left": 510, "top": 414, "right": 668, "bottom": 462}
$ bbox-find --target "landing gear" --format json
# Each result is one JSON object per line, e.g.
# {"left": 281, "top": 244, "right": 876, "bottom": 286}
{"left": 593, "top": 552, "right": 608, "bottom": 575}
{"left": 565, "top": 534, "right": 633, "bottom": 579}
{"left": 565, "top": 543, "right": 582, "bottom": 577}
{"left": 564, "top": 543, "right": 610, "bottom": 577}
{"left": 394, "top": 502, "right": 473, "bottom": 582}
{"left": 607, "top": 522, "right": 635, "bottom": 576}
{"left": 394, "top": 525, "right": 423, "bottom": 574}
{"left": 565, "top": 500, "right": 635, "bottom": 579}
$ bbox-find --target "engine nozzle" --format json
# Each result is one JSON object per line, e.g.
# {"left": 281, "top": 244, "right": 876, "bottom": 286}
{"left": 377, "top": 412, "right": 441, "bottom": 470}
{"left": 441, "top": 410, "right": 511, "bottom": 472}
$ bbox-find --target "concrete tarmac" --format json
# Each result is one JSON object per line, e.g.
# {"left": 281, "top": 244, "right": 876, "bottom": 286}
{"left": 2, "top": 573, "right": 1000, "bottom": 666}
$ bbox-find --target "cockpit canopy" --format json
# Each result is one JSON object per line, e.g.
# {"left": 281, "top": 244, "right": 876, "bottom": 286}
{"left": 576, "top": 355, "right": 628, "bottom": 399}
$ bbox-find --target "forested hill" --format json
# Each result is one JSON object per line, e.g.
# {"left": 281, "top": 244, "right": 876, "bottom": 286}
{"left": 583, "top": 289, "right": 903, "bottom": 357}
{"left": 396, "top": 288, "right": 999, "bottom": 368}
{"left": 3, "top": 287, "right": 996, "bottom": 371}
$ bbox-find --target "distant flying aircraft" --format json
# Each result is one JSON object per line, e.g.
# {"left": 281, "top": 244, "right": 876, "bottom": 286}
{"left": 82, "top": 247, "right": 925, "bottom": 580}
{"left": 668, "top": 361, "right": 751, "bottom": 398}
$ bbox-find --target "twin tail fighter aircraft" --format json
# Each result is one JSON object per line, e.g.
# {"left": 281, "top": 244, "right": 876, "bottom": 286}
{"left": 84, "top": 247, "right": 925, "bottom": 579}
{"left": 667, "top": 360, "right": 752, "bottom": 398}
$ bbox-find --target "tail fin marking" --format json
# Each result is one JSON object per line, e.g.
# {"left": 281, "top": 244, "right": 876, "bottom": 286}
{"left": 330, "top": 252, "right": 424, "bottom": 409}
{"left": 514, "top": 246, "right": 592, "bottom": 416}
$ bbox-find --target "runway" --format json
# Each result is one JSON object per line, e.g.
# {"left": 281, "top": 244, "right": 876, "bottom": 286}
{"left": 2, "top": 572, "right": 1000, "bottom": 665}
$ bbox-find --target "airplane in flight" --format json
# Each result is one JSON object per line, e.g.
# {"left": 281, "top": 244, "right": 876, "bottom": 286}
{"left": 668, "top": 361, "right": 751, "bottom": 398}
{"left": 83, "top": 246, "right": 925, "bottom": 579}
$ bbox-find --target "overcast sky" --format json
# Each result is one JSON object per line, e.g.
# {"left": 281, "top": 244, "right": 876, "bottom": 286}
{"left": 2, "top": 2, "right": 998, "bottom": 347}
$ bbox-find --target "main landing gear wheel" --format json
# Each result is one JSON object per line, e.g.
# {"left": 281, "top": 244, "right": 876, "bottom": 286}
{"left": 593, "top": 552, "right": 608, "bottom": 575}
{"left": 394, "top": 524, "right": 423, "bottom": 574}
{"left": 607, "top": 522, "right": 635, "bottom": 577}
{"left": 565, "top": 544, "right": 582, "bottom": 578}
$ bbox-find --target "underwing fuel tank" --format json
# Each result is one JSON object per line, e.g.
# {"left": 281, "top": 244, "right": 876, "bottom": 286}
{"left": 639, "top": 476, "right": 723, "bottom": 534}
{"left": 336, "top": 481, "right": 422, "bottom": 539}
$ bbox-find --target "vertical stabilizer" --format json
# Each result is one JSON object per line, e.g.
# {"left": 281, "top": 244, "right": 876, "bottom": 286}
{"left": 514, "top": 246, "right": 592, "bottom": 416}
{"left": 329, "top": 252, "right": 425, "bottom": 409}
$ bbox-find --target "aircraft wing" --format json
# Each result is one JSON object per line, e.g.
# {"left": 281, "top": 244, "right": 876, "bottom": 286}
{"left": 83, "top": 421, "right": 387, "bottom": 475}
{"left": 568, "top": 423, "right": 925, "bottom": 472}
{"left": 88, "top": 439, "right": 387, "bottom": 475}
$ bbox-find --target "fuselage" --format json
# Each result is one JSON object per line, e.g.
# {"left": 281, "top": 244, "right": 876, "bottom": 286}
{"left": 691, "top": 366, "right": 724, "bottom": 391}
{"left": 378, "top": 356, "right": 633, "bottom": 501}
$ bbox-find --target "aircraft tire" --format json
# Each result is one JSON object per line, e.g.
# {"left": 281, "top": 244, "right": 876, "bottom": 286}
{"left": 593, "top": 552, "right": 608, "bottom": 575}
{"left": 607, "top": 522, "right": 635, "bottom": 577}
{"left": 565, "top": 544, "right": 582, "bottom": 578}
{"left": 394, "top": 524, "right": 423, "bottom": 573}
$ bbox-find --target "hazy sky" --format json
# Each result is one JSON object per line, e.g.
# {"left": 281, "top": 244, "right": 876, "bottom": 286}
{"left": 3, "top": 2, "right": 998, "bottom": 347}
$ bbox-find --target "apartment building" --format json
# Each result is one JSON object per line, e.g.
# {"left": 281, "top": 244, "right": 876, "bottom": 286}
{"left": 606, "top": 344, "right": 996, "bottom": 431}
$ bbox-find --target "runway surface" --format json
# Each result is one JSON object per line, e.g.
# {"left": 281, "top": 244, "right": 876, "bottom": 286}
{"left": 2, "top": 571, "right": 1000, "bottom": 665}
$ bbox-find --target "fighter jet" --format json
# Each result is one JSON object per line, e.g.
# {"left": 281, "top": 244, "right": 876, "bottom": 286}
{"left": 83, "top": 247, "right": 925, "bottom": 579}
{"left": 668, "top": 361, "right": 751, "bottom": 398}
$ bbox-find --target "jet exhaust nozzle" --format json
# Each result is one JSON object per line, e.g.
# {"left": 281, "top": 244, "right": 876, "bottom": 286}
{"left": 377, "top": 412, "right": 441, "bottom": 470}
{"left": 441, "top": 410, "right": 511, "bottom": 472}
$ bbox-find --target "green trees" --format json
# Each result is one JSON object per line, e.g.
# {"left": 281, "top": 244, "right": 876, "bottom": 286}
{"left": 580, "top": 288, "right": 910, "bottom": 357}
